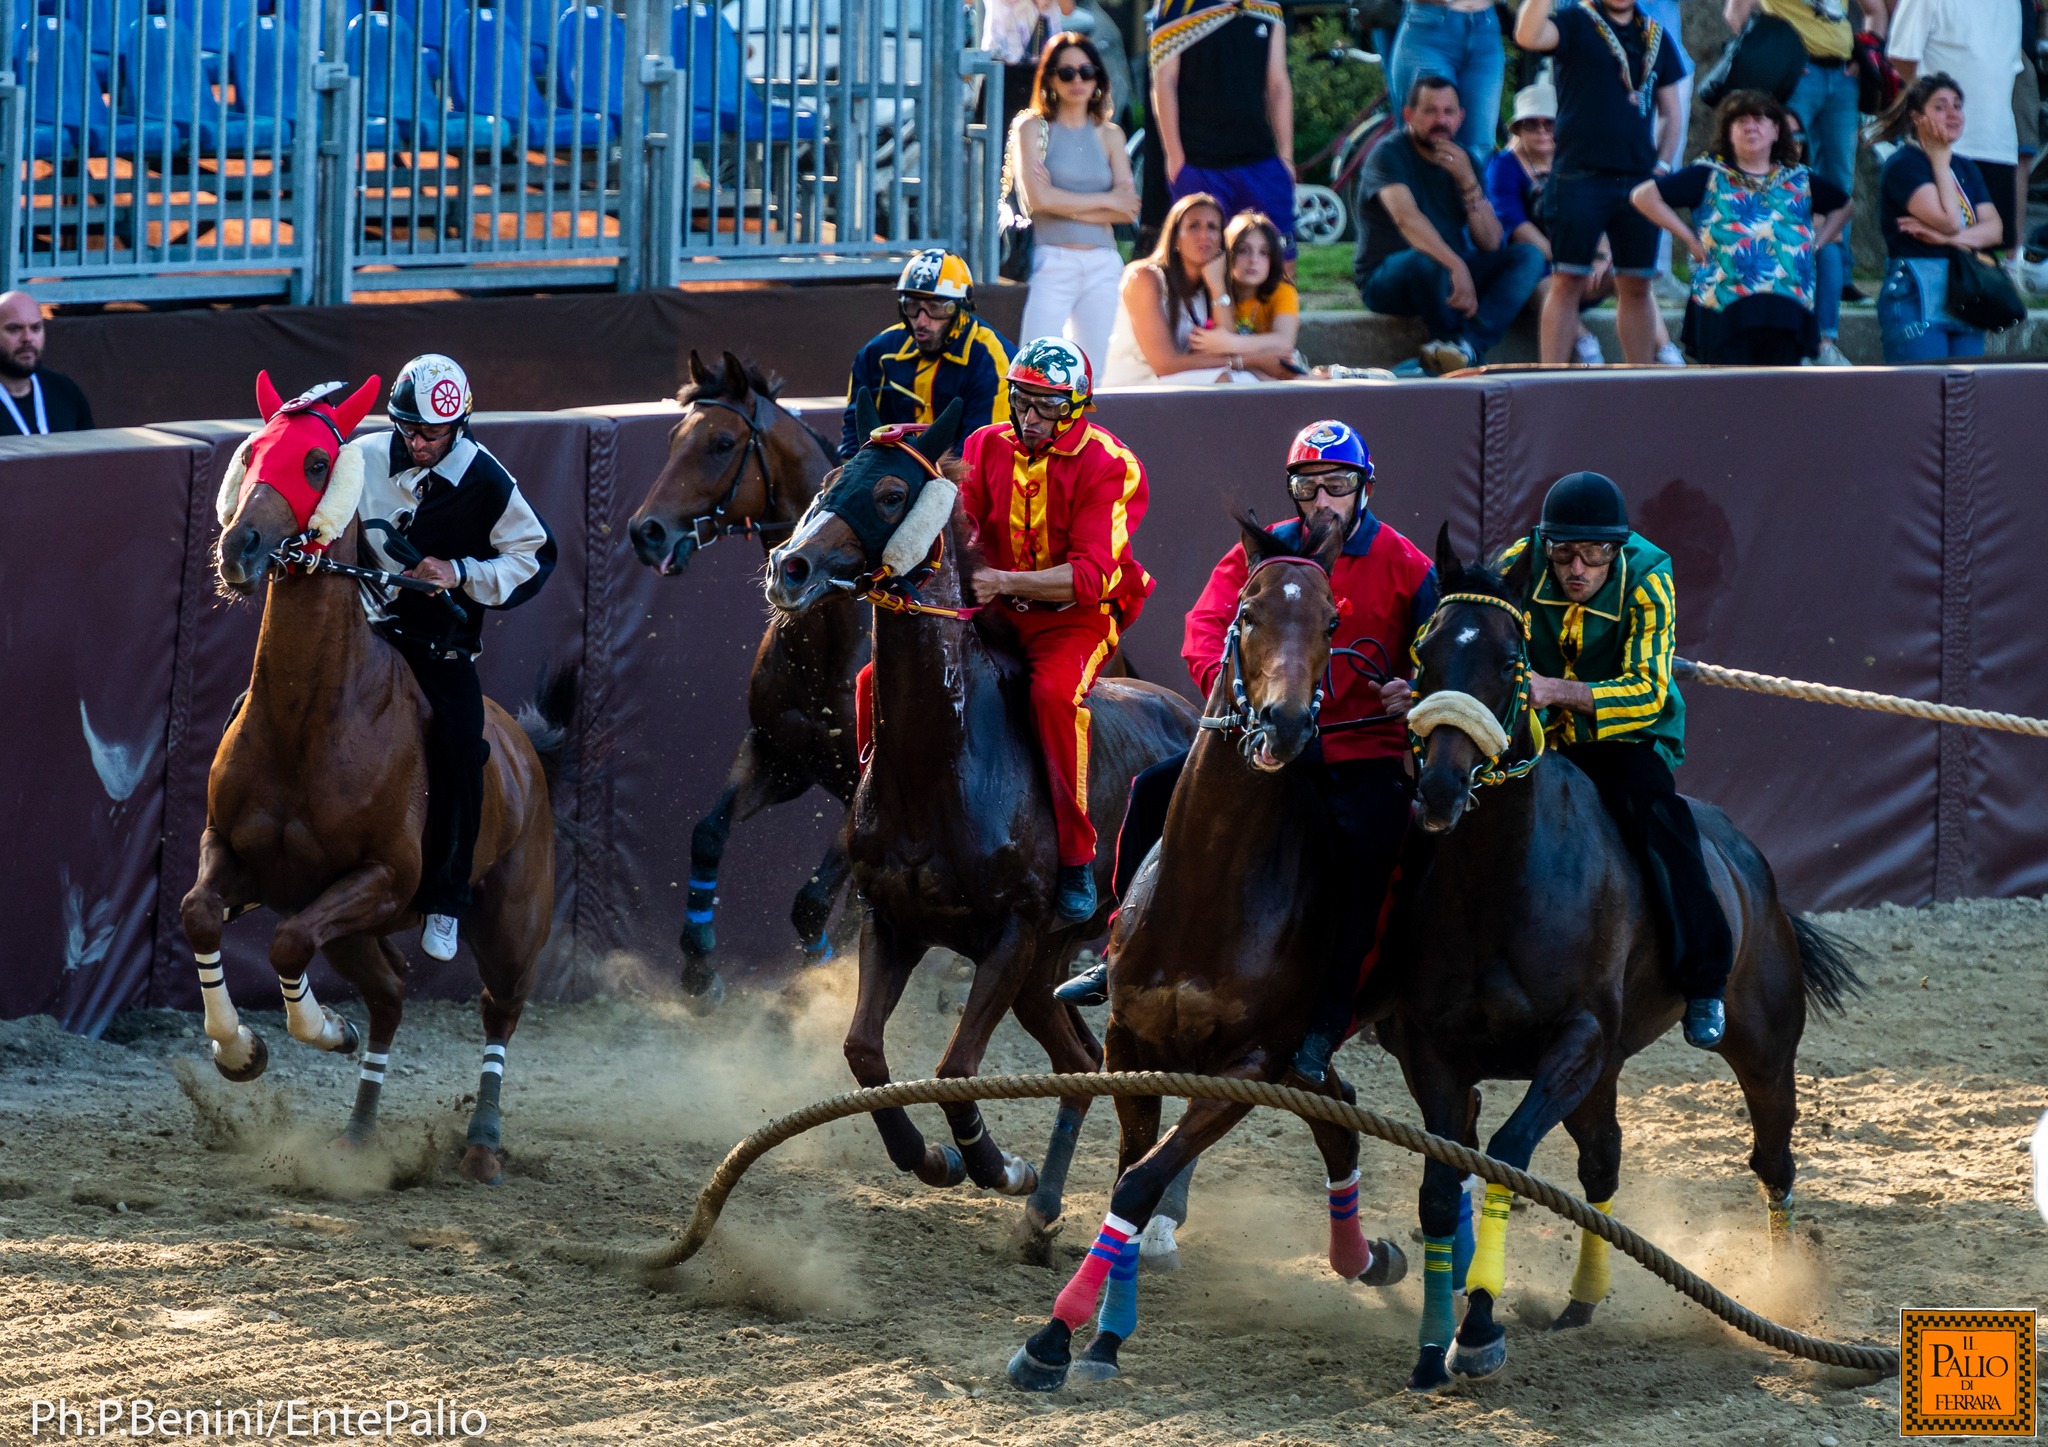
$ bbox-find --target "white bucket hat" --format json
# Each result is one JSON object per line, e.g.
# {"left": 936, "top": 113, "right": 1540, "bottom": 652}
{"left": 1510, "top": 82, "right": 1558, "bottom": 129}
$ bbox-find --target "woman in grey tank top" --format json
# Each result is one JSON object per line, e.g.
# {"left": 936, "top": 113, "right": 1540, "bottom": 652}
{"left": 1013, "top": 32, "right": 1139, "bottom": 378}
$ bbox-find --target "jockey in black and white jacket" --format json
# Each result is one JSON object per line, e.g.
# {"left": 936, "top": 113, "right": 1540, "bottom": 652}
{"left": 343, "top": 354, "right": 553, "bottom": 962}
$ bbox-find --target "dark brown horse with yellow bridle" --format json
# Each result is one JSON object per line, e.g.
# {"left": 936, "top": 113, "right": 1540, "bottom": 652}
{"left": 627, "top": 351, "right": 861, "bottom": 997}
{"left": 183, "top": 373, "right": 563, "bottom": 1184}
{"left": 764, "top": 396, "right": 1196, "bottom": 1226}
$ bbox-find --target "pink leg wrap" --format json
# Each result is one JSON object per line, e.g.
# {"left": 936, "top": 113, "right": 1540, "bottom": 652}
{"left": 1327, "top": 1171, "right": 1373, "bottom": 1280}
{"left": 1053, "top": 1215, "right": 1138, "bottom": 1328}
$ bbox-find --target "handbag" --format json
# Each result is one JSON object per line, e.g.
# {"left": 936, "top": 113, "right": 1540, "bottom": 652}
{"left": 1697, "top": 12, "right": 1806, "bottom": 109}
{"left": 997, "top": 113, "right": 1049, "bottom": 284}
{"left": 1946, "top": 249, "right": 2027, "bottom": 333}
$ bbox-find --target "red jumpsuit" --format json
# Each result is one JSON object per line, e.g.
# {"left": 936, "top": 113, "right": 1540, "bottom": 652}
{"left": 958, "top": 418, "right": 1154, "bottom": 865}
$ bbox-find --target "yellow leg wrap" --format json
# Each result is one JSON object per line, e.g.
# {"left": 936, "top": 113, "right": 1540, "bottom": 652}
{"left": 1466, "top": 1182, "right": 1514, "bottom": 1298}
{"left": 1567, "top": 1199, "right": 1614, "bottom": 1304}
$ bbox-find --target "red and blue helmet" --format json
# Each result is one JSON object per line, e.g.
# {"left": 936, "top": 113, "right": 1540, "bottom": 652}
{"left": 1287, "top": 419, "right": 1372, "bottom": 479}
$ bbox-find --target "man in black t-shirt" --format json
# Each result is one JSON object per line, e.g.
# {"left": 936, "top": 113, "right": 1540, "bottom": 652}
{"left": 1514, "top": 0, "right": 1685, "bottom": 363}
{"left": 1150, "top": 0, "right": 1298, "bottom": 265}
{"left": 0, "top": 291, "right": 94, "bottom": 438}
{"left": 1352, "top": 75, "right": 1548, "bottom": 374}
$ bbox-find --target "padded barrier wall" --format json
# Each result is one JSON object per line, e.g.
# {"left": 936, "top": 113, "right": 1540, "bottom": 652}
{"left": 2, "top": 367, "right": 2040, "bottom": 1033}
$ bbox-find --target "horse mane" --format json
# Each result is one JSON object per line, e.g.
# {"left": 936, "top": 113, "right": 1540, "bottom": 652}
{"left": 1453, "top": 552, "right": 1521, "bottom": 604}
{"left": 1230, "top": 507, "right": 1347, "bottom": 568}
{"left": 675, "top": 354, "right": 784, "bottom": 407}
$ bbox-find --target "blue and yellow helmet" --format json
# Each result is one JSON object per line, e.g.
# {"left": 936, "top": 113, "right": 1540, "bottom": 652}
{"left": 896, "top": 248, "right": 975, "bottom": 305}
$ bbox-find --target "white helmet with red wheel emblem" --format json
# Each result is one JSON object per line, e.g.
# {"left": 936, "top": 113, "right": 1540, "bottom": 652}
{"left": 389, "top": 354, "right": 473, "bottom": 428}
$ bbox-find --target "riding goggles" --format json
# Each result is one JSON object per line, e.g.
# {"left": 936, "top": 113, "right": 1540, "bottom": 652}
{"left": 1009, "top": 385, "right": 1078, "bottom": 423}
{"left": 394, "top": 418, "right": 458, "bottom": 444}
{"left": 1286, "top": 468, "right": 1367, "bottom": 501}
{"left": 898, "top": 296, "right": 961, "bottom": 323}
{"left": 1543, "top": 540, "right": 1620, "bottom": 566}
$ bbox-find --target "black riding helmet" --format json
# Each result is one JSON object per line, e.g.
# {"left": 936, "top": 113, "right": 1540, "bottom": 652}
{"left": 1537, "top": 471, "right": 1630, "bottom": 544}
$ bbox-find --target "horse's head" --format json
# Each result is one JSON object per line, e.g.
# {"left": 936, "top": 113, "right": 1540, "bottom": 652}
{"left": 764, "top": 391, "right": 965, "bottom": 614}
{"left": 1409, "top": 524, "right": 1536, "bottom": 833}
{"left": 1221, "top": 509, "right": 1348, "bottom": 771}
{"left": 215, "top": 371, "right": 381, "bottom": 594}
{"left": 630, "top": 350, "right": 787, "bottom": 576}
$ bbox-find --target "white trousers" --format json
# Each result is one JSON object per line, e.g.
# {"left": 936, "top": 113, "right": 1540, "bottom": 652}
{"left": 1019, "top": 244, "right": 1124, "bottom": 378}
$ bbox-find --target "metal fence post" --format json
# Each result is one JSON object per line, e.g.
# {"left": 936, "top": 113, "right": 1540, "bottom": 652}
{"left": 618, "top": 0, "right": 651, "bottom": 292}
{"left": 960, "top": 49, "right": 1001, "bottom": 285}
{"left": 641, "top": 9, "right": 682, "bottom": 291}
{"left": 0, "top": 54, "right": 20, "bottom": 295}
{"left": 311, "top": 0, "right": 356, "bottom": 305}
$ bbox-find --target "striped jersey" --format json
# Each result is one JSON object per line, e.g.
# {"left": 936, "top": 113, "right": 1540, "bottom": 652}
{"left": 1498, "top": 530, "right": 1685, "bottom": 768}
{"left": 840, "top": 316, "right": 1014, "bottom": 460}
{"left": 957, "top": 419, "right": 1155, "bottom": 626}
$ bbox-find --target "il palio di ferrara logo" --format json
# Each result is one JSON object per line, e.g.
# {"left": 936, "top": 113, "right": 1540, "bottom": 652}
{"left": 1900, "top": 1308, "right": 2035, "bottom": 1437}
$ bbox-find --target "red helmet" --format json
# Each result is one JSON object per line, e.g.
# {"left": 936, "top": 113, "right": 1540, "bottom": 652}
{"left": 1007, "top": 337, "right": 1093, "bottom": 410}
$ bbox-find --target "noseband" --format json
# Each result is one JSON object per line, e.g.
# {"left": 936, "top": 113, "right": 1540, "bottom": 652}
{"left": 1198, "top": 555, "right": 1398, "bottom": 761}
{"left": 819, "top": 430, "right": 985, "bottom": 621}
{"left": 673, "top": 390, "right": 788, "bottom": 550}
{"left": 1408, "top": 590, "right": 1543, "bottom": 796}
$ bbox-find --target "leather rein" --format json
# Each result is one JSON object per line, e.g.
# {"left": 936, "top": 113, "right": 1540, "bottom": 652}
{"left": 673, "top": 391, "right": 793, "bottom": 550}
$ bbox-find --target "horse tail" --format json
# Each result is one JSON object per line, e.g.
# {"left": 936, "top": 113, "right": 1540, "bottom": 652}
{"left": 516, "top": 663, "right": 579, "bottom": 792}
{"left": 1788, "top": 913, "right": 1867, "bottom": 1016}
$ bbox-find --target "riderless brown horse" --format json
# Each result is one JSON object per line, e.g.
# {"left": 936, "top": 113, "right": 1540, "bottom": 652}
{"left": 1381, "top": 529, "right": 1862, "bottom": 1391}
{"left": 1007, "top": 513, "right": 1409, "bottom": 1393}
{"left": 182, "top": 373, "right": 564, "bottom": 1185}
{"left": 764, "top": 395, "right": 1197, "bottom": 1223}
{"left": 626, "top": 351, "right": 861, "bottom": 993}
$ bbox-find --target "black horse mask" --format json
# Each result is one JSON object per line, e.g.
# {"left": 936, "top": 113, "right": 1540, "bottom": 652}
{"left": 801, "top": 391, "right": 965, "bottom": 572}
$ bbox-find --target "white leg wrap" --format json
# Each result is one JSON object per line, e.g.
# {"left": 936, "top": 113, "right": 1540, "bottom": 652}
{"left": 281, "top": 975, "right": 349, "bottom": 1051}
{"left": 196, "top": 957, "right": 255, "bottom": 1070}
{"left": 359, "top": 1051, "right": 389, "bottom": 1087}
{"left": 481, "top": 1042, "right": 507, "bottom": 1077}
{"left": 1138, "top": 1214, "right": 1180, "bottom": 1263}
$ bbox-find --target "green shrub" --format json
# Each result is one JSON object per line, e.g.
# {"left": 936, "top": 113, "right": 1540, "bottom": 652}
{"left": 1290, "top": 16, "right": 1386, "bottom": 186}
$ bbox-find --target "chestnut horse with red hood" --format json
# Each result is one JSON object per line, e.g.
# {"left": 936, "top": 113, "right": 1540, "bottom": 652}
{"left": 181, "top": 373, "right": 561, "bottom": 1184}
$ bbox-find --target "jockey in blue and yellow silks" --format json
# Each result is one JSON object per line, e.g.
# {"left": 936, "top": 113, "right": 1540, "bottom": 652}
{"left": 840, "top": 249, "right": 1015, "bottom": 460}
{"left": 1497, "top": 470, "right": 1732, "bottom": 1049}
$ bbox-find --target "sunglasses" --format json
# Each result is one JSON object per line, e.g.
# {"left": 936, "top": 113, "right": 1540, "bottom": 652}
{"left": 1053, "top": 64, "right": 1099, "bottom": 83}
{"left": 1544, "top": 540, "right": 1619, "bottom": 566}
{"left": 1287, "top": 469, "right": 1366, "bottom": 501}
{"left": 1517, "top": 118, "right": 1555, "bottom": 131}
{"left": 1010, "top": 386, "right": 1075, "bottom": 422}
{"left": 899, "top": 298, "right": 959, "bottom": 322}
{"left": 395, "top": 419, "right": 457, "bottom": 444}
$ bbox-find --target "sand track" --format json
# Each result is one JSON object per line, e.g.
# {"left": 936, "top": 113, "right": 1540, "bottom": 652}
{"left": 3, "top": 899, "right": 2045, "bottom": 1444}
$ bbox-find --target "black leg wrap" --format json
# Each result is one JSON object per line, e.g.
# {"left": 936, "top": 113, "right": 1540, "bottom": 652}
{"left": 1008, "top": 1321, "right": 1073, "bottom": 1392}
{"left": 872, "top": 1105, "right": 931, "bottom": 1174}
{"left": 466, "top": 1071, "right": 503, "bottom": 1151}
{"left": 1025, "top": 1104, "right": 1085, "bottom": 1227}
{"left": 1447, "top": 1289, "right": 1508, "bottom": 1379}
{"left": 346, "top": 1078, "right": 382, "bottom": 1143}
{"left": 954, "top": 1111, "right": 1009, "bottom": 1189}
{"left": 1156, "top": 1159, "right": 1195, "bottom": 1227}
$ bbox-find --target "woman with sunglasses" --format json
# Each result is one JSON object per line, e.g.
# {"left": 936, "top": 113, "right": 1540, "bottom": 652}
{"left": 1013, "top": 32, "right": 1139, "bottom": 379}
{"left": 1494, "top": 471, "right": 1732, "bottom": 1051}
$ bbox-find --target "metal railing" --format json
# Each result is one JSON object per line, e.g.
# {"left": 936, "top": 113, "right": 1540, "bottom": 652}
{"left": 0, "top": 0, "right": 995, "bottom": 303}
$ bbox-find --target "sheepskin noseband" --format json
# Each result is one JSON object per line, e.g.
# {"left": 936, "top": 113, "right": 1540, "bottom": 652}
{"left": 881, "top": 477, "right": 957, "bottom": 577}
{"left": 1406, "top": 690, "right": 1511, "bottom": 760}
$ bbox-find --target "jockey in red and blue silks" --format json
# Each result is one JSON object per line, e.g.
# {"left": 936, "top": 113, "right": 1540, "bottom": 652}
{"left": 1054, "top": 419, "right": 1438, "bottom": 1084}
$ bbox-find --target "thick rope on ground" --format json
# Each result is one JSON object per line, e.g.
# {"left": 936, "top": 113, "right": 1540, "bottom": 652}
{"left": 1679, "top": 659, "right": 2048, "bottom": 739}
{"left": 550, "top": 1070, "right": 1898, "bottom": 1376}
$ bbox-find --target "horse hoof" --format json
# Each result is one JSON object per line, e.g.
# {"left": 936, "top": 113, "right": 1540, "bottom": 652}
{"left": 995, "top": 1154, "right": 1038, "bottom": 1197}
{"left": 1070, "top": 1331, "right": 1123, "bottom": 1384}
{"left": 1406, "top": 1345, "right": 1452, "bottom": 1394}
{"left": 212, "top": 1031, "right": 269, "bottom": 1083}
{"left": 332, "top": 1015, "right": 361, "bottom": 1057}
{"left": 915, "top": 1143, "right": 967, "bottom": 1189}
{"left": 460, "top": 1144, "right": 505, "bottom": 1186}
{"left": 1550, "top": 1299, "right": 1598, "bottom": 1332}
{"left": 1138, "top": 1215, "right": 1180, "bottom": 1273}
{"left": 1447, "top": 1326, "right": 1507, "bottom": 1380}
{"left": 1007, "top": 1343, "right": 1070, "bottom": 1393}
{"left": 679, "top": 964, "right": 726, "bottom": 1013}
{"left": 1359, "top": 1239, "right": 1408, "bottom": 1287}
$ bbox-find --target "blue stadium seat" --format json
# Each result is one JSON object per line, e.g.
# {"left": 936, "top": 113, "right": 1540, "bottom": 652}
{"left": 226, "top": 4, "right": 296, "bottom": 145}
{"left": 448, "top": 4, "right": 600, "bottom": 149}
{"left": 552, "top": 2, "right": 623, "bottom": 120}
{"left": 671, "top": 3, "right": 819, "bottom": 144}
{"left": 348, "top": 9, "right": 505, "bottom": 152}
{"left": 16, "top": 11, "right": 172, "bottom": 160}
{"left": 125, "top": 6, "right": 280, "bottom": 154}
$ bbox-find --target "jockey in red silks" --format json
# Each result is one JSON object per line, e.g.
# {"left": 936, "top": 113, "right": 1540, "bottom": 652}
{"left": 1056, "top": 419, "right": 1438, "bottom": 1083}
{"left": 956, "top": 337, "right": 1155, "bottom": 924}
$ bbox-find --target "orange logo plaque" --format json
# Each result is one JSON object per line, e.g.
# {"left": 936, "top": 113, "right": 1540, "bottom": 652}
{"left": 1900, "top": 1308, "right": 2035, "bottom": 1438}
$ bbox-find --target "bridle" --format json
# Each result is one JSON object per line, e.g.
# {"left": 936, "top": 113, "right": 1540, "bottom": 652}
{"left": 670, "top": 390, "right": 790, "bottom": 551}
{"left": 1408, "top": 590, "right": 1543, "bottom": 795}
{"left": 271, "top": 530, "right": 444, "bottom": 595}
{"left": 1197, "top": 555, "right": 1398, "bottom": 760}
{"left": 824, "top": 429, "right": 986, "bottom": 621}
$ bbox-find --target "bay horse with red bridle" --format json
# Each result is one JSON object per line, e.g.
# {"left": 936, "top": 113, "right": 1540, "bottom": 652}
{"left": 1007, "top": 513, "right": 1409, "bottom": 1392}
{"left": 626, "top": 351, "right": 860, "bottom": 996}
{"left": 182, "top": 373, "right": 564, "bottom": 1185}
{"left": 763, "top": 396, "right": 1196, "bottom": 1226}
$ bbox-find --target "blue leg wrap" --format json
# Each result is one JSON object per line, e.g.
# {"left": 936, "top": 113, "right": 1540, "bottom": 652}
{"left": 1096, "top": 1238, "right": 1141, "bottom": 1340}
{"left": 1420, "top": 1234, "right": 1458, "bottom": 1349}
{"left": 1452, "top": 1187, "right": 1475, "bottom": 1292}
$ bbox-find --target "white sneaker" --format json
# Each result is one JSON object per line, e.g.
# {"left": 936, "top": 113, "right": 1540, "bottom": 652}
{"left": 1655, "top": 342, "right": 1688, "bottom": 367}
{"left": 1652, "top": 272, "right": 1690, "bottom": 306}
{"left": 2012, "top": 255, "right": 2048, "bottom": 298}
{"left": 1814, "top": 338, "right": 1852, "bottom": 367}
{"left": 1419, "top": 338, "right": 1477, "bottom": 376}
{"left": 422, "top": 914, "right": 459, "bottom": 961}
{"left": 1572, "top": 331, "right": 1606, "bottom": 366}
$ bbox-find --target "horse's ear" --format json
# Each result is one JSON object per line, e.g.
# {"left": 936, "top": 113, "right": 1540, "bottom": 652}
{"left": 721, "top": 350, "right": 750, "bottom": 399}
{"left": 1501, "top": 536, "right": 1534, "bottom": 600}
{"left": 855, "top": 387, "right": 881, "bottom": 441}
{"left": 687, "top": 350, "right": 710, "bottom": 389}
{"left": 1236, "top": 507, "right": 1283, "bottom": 565}
{"left": 331, "top": 375, "right": 382, "bottom": 437}
{"left": 1308, "top": 507, "right": 1348, "bottom": 571}
{"left": 914, "top": 396, "right": 967, "bottom": 461}
{"left": 255, "top": 370, "right": 283, "bottom": 421}
{"left": 1434, "top": 521, "right": 1464, "bottom": 590}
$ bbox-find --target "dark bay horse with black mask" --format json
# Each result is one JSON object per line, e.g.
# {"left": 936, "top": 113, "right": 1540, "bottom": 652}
{"left": 1381, "top": 529, "right": 1863, "bottom": 1392}
{"left": 1007, "top": 513, "right": 1408, "bottom": 1393}
{"left": 184, "top": 373, "right": 564, "bottom": 1185}
{"left": 764, "top": 395, "right": 1196, "bottom": 1222}
{"left": 627, "top": 351, "right": 861, "bottom": 993}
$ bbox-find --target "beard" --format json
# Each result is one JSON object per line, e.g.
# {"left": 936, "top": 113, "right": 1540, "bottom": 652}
{"left": 0, "top": 350, "right": 37, "bottom": 380}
